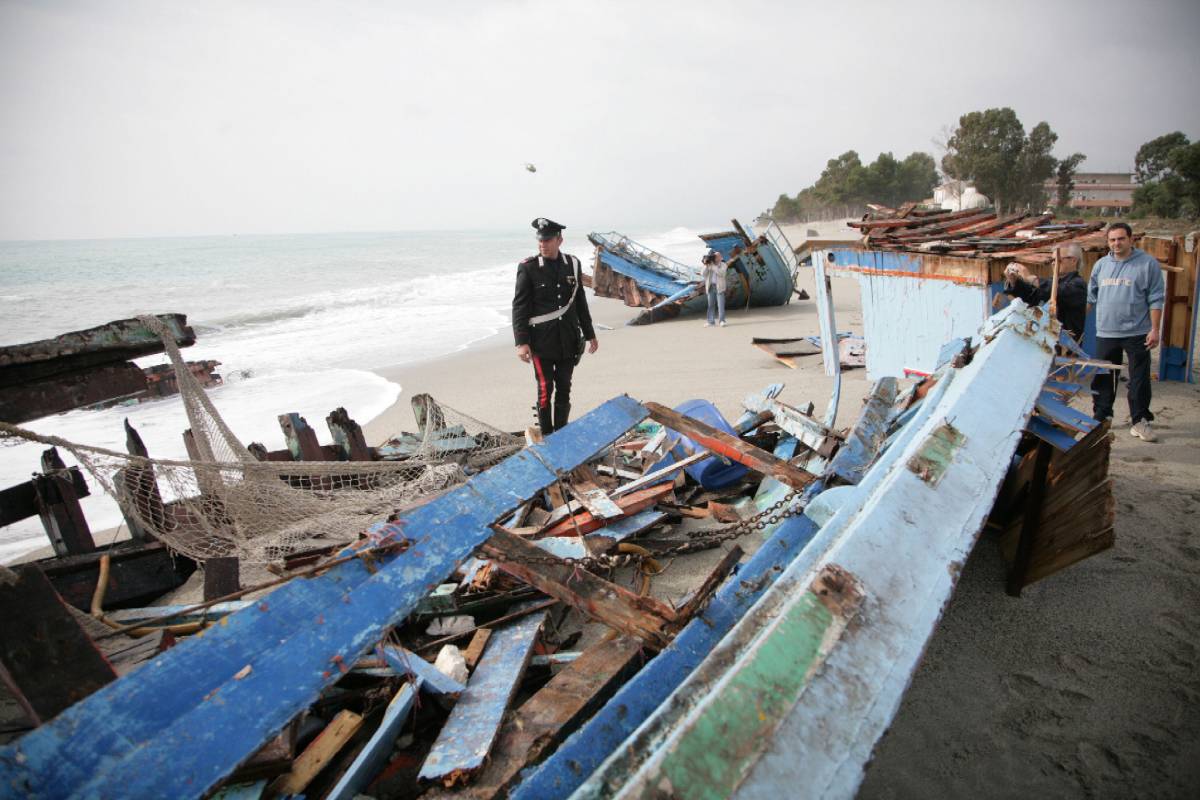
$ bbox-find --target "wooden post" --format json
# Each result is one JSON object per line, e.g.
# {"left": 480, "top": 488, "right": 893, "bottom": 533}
{"left": 326, "top": 407, "right": 372, "bottom": 461}
{"left": 203, "top": 557, "right": 240, "bottom": 601}
{"left": 34, "top": 448, "right": 95, "bottom": 557}
{"left": 0, "top": 564, "right": 117, "bottom": 724}
{"left": 278, "top": 413, "right": 325, "bottom": 461}
{"left": 118, "top": 420, "right": 165, "bottom": 542}
{"left": 1006, "top": 439, "right": 1053, "bottom": 597}
{"left": 1049, "top": 248, "right": 1060, "bottom": 320}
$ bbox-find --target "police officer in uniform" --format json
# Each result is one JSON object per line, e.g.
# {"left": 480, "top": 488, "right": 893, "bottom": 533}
{"left": 512, "top": 218, "right": 598, "bottom": 433}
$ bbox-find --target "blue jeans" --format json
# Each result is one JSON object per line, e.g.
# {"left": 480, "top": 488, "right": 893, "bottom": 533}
{"left": 706, "top": 285, "right": 725, "bottom": 324}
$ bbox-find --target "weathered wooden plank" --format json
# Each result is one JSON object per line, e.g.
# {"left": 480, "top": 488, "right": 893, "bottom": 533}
{"left": 418, "top": 612, "right": 546, "bottom": 786}
{"left": 610, "top": 450, "right": 708, "bottom": 498}
{"left": 481, "top": 529, "right": 676, "bottom": 647}
{"left": 567, "top": 479, "right": 624, "bottom": 520}
{"left": 35, "top": 540, "right": 195, "bottom": 612}
{"left": 203, "top": 557, "right": 240, "bottom": 601}
{"left": 827, "top": 377, "right": 898, "bottom": 486}
{"left": 0, "top": 395, "right": 649, "bottom": 800}
{"left": 0, "top": 362, "right": 149, "bottom": 424}
{"left": 540, "top": 483, "right": 674, "bottom": 538}
{"left": 510, "top": 512, "right": 822, "bottom": 800}
{"left": 674, "top": 545, "right": 743, "bottom": 621}
{"left": 445, "top": 637, "right": 643, "bottom": 799}
{"left": 615, "top": 567, "right": 863, "bottom": 799}
{"left": 645, "top": 402, "right": 815, "bottom": 491}
{"left": 0, "top": 564, "right": 117, "bottom": 725}
{"left": 381, "top": 647, "right": 465, "bottom": 697}
{"left": 0, "top": 467, "right": 89, "bottom": 528}
{"left": 525, "top": 426, "right": 566, "bottom": 508}
{"left": 461, "top": 629, "right": 492, "bottom": 670}
{"left": 269, "top": 709, "right": 363, "bottom": 798}
{"left": 34, "top": 448, "right": 95, "bottom": 557}
{"left": 278, "top": 413, "right": 325, "bottom": 461}
{"left": 325, "top": 681, "right": 420, "bottom": 800}
{"left": 325, "top": 407, "right": 373, "bottom": 461}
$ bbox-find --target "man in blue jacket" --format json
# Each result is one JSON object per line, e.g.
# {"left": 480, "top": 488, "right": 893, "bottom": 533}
{"left": 1088, "top": 222, "right": 1165, "bottom": 442}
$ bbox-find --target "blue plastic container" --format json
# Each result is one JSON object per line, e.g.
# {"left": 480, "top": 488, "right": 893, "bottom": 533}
{"left": 668, "top": 399, "right": 749, "bottom": 490}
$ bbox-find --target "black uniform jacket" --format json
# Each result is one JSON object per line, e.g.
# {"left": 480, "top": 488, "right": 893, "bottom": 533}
{"left": 1005, "top": 270, "right": 1087, "bottom": 339}
{"left": 512, "top": 252, "right": 596, "bottom": 361}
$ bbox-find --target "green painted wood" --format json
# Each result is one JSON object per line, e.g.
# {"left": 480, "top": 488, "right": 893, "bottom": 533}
{"left": 642, "top": 587, "right": 851, "bottom": 800}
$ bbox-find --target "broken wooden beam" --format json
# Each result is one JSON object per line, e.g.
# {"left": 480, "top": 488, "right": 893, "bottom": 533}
{"left": 567, "top": 478, "right": 624, "bottom": 520}
{"left": 674, "top": 545, "right": 744, "bottom": 621}
{"left": 443, "top": 636, "right": 643, "bottom": 799}
{"left": 278, "top": 413, "right": 325, "bottom": 462}
{"left": 418, "top": 610, "right": 547, "bottom": 786}
{"left": 32, "top": 540, "right": 197, "bottom": 612}
{"left": 645, "top": 401, "right": 815, "bottom": 491}
{"left": 33, "top": 447, "right": 96, "bottom": 557}
{"left": 480, "top": 529, "right": 676, "bottom": 647}
{"left": 0, "top": 314, "right": 195, "bottom": 424}
{"left": 269, "top": 709, "right": 364, "bottom": 798}
{"left": 540, "top": 483, "right": 674, "bottom": 539}
{"left": 0, "top": 396, "right": 650, "bottom": 800}
{"left": 117, "top": 420, "right": 165, "bottom": 542}
{"left": 0, "top": 564, "right": 117, "bottom": 725}
{"left": 325, "top": 681, "right": 421, "bottom": 800}
{"left": 326, "top": 407, "right": 373, "bottom": 461}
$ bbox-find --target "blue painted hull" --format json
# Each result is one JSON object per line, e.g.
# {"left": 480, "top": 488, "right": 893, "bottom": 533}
{"left": 588, "top": 221, "right": 796, "bottom": 324}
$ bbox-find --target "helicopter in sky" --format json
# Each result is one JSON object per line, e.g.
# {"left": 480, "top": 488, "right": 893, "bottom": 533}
{"left": 523, "top": 163, "right": 537, "bottom": 173}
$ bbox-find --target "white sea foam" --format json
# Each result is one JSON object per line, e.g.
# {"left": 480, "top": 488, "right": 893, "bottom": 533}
{"left": 0, "top": 225, "right": 715, "bottom": 562}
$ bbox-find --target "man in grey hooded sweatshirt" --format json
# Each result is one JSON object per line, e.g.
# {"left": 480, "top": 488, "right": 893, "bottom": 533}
{"left": 1087, "top": 222, "right": 1165, "bottom": 442}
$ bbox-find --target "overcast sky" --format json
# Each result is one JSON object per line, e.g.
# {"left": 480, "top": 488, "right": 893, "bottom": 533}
{"left": 1, "top": 0, "right": 1197, "bottom": 240}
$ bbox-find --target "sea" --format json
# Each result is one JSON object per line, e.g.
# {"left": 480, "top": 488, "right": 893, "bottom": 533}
{"left": 0, "top": 225, "right": 713, "bottom": 562}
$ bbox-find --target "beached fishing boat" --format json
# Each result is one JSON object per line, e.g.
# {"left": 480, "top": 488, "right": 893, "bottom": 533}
{"left": 587, "top": 220, "right": 801, "bottom": 325}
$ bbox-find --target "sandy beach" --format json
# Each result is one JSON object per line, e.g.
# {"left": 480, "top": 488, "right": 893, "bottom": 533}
{"left": 360, "top": 255, "right": 1199, "bottom": 798}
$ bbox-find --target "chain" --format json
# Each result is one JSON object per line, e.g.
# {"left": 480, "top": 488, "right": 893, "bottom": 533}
{"left": 478, "top": 489, "right": 805, "bottom": 569}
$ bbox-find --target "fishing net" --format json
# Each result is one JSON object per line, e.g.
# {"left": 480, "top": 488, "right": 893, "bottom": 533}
{"left": 0, "top": 316, "right": 523, "bottom": 563}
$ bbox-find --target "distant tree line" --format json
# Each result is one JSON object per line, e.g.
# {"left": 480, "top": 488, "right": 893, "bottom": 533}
{"left": 770, "top": 107, "right": 1091, "bottom": 223}
{"left": 1132, "top": 132, "right": 1200, "bottom": 218}
{"left": 771, "top": 151, "right": 939, "bottom": 222}
{"left": 941, "top": 108, "right": 1081, "bottom": 215}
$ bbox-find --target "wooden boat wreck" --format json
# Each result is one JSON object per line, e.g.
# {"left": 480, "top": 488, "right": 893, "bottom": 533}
{"left": 586, "top": 220, "right": 801, "bottom": 325}
{"left": 0, "top": 287, "right": 1118, "bottom": 797}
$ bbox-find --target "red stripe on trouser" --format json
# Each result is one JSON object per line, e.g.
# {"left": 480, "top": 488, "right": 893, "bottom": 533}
{"left": 532, "top": 355, "right": 549, "bottom": 408}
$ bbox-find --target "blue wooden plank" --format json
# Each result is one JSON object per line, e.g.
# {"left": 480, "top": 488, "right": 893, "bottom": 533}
{"left": 1027, "top": 415, "right": 1080, "bottom": 451}
{"left": 828, "top": 378, "right": 897, "bottom": 486}
{"left": 418, "top": 611, "right": 546, "bottom": 782}
{"left": 509, "top": 509, "right": 822, "bottom": 800}
{"left": 326, "top": 680, "right": 420, "bottom": 800}
{"left": 591, "top": 509, "right": 667, "bottom": 542}
{"left": 0, "top": 395, "right": 648, "bottom": 800}
{"left": 381, "top": 647, "right": 464, "bottom": 697}
{"left": 1035, "top": 392, "right": 1097, "bottom": 433}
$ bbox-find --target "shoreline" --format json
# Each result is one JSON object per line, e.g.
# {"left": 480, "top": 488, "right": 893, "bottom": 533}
{"left": 360, "top": 271, "right": 873, "bottom": 445}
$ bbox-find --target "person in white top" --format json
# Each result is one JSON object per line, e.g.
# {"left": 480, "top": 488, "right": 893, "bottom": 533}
{"left": 701, "top": 250, "right": 728, "bottom": 327}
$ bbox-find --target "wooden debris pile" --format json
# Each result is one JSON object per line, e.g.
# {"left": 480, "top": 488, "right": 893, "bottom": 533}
{"left": 0, "top": 386, "right": 846, "bottom": 799}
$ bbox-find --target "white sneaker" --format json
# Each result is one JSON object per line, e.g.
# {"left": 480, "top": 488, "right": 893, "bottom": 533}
{"left": 1130, "top": 420, "right": 1157, "bottom": 442}
{"left": 704, "top": 322, "right": 714, "bottom": 327}
{"left": 719, "top": 320, "right": 727, "bottom": 327}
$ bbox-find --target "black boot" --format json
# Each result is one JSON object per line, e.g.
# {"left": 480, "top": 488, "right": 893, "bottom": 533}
{"left": 536, "top": 406, "right": 553, "bottom": 435}
{"left": 553, "top": 402, "right": 570, "bottom": 432}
